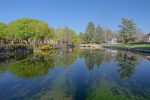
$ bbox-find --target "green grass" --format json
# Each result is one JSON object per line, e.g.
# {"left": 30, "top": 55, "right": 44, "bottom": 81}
{"left": 103, "top": 43, "right": 150, "bottom": 50}
{"left": 117, "top": 44, "right": 150, "bottom": 50}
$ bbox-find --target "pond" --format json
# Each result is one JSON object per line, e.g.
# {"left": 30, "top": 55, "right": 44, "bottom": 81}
{"left": 0, "top": 48, "right": 150, "bottom": 100}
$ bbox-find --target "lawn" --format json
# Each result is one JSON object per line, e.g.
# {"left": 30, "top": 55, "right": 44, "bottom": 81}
{"left": 121, "top": 44, "right": 150, "bottom": 50}
{"left": 102, "top": 43, "right": 150, "bottom": 50}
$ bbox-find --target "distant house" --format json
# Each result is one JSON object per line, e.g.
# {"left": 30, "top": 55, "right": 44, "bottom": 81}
{"left": 106, "top": 37, "right": 117, "bottom": 44}
{"left": 144, "top": 33, "right": 150, "bottom": 42}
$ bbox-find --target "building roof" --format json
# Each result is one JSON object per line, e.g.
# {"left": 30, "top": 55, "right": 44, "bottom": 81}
{"left": 145, "top": 33, "right": 150, "bottom": 36}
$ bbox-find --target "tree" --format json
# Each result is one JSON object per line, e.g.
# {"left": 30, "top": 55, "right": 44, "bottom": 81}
{"left": 95, "top": 25, "right": 105, "bottom": 43}
{"left": 79, "top": 23, "right": 116, "bottom": 44}
{"left": 116, "top": 51, "right": 139, "bottom": 79}
{"left": 53, "top": 27, "right": 80, "bottom": 45}
{"left": 63, "top": 27, "right": 80, "bottom": 45}
{"left": 79, "top": 32, "right": 85, "bottom": 43}
{"left": 0, "top": 23, "right": 8, "bottom": 43}
{"left": 9, "top": 56, "right": 54, "bottom": 78}
{"left": 72, "top": 33, "right": 81, "bottom": 44}
{"left": 63, "top": 27, "right": 73, "bottom": 44}
{"left": 54, "top": 28, "right": 65, "bottom": 44}
{"left": 105, "top": 28, "right": 116, "bottom": 43}
{"left": 9, "top": 18, "right": 53, "bottom": 44}
{"left": 84, "top": 22, "right": 96, "bottom": 43}
{"left": 118, "top": 18, "right": 140, "bottom": 44}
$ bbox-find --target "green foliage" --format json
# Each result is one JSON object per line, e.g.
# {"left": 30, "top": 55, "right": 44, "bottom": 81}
{"left": 79, "top": 49, "right": 108, "bottom": 69}
{"left": 53, "top": 27, "right": 80, "bottom": 44}
{"left": 116, "top": 51, "right": 139, "bottom": 79}
{"left": 95, "top": 25, "right": 105, "bottom": 43}
{"left": 53, "top": 28, "right": 65, "bottom": 43}
{"left": 0, "top": 17, "right": 144, "bottom": 45}
{"left": 10, "top": 58, "right": 54, "bottom": 78}
{"left": 79, "top": 22, "right": 116, "bottom": 44}
{"left": 87, "top": 79, "right": 145, "bottom": 100}
{"left": 84, "top": 22, "right": 96, "bottom": 43}
{"left": 118, "top": 18, "right": 140, "bottom": 44}
{"left": 63, "top": 26, "right": 75, "bottom": 44}
{"left": 0, "top": 18, "right": 55, "bottom": 44}
{"left": 0, "top": 23, "right": 8, "bottom": 43}
{"left": 9, "top": 18, "right": 53, "bottom": 43}
{"left": 34, "top": 48, "right": 79, "bottom": 67}
{"left": 79, "top": 32, "right": 85, "bottom": 43}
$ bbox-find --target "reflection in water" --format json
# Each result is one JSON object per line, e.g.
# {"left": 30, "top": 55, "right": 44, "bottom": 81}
{"left": 32, "top": 72, "right": 75, "bottom": 100}
{"left": 116, "top": 51, "right": 140, "bottom": 79}
{"left": 87, "top": 78, "right": 149, "bottom": 100}
{"left": 0, "top": 48, "right": 150, "bottom": 100}
{"left": 9, "top": 58, "right": 54, "bottom": 78}
{"left": 79, "top": 49, "right": 116, "bottom": 70}
{"left": 146, "top": 56, "right": 150, "bottom": 61}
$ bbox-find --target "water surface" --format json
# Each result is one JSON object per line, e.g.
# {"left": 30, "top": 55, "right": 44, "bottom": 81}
{"left": 0, "top": 48, "right": 150, "bottom": 100}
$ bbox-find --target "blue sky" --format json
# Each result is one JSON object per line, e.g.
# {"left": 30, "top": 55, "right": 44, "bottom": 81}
{"left": 0, "top": 0, "right": 150, "bottom": 33}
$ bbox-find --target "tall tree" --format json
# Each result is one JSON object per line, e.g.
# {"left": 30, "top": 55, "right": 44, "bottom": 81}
{"left": 79, "top": 32, "right": 86, "bottom": 43}
{"left": 63, "top": 27, "right": 72, "bottom": 44}
{"left": 63, "top": 27, "right": 80, "bottom": 45}
{"left": 85, "top": 22, "right": 96, "bottom": 43}
{"left": 118, "top": 18, "right": 140, "bottom": 44}
{"left": 105, "top": 28, "right": 115, "bottom": 43}
{"left": 0, "top": 23, "right": 8, "bottom": 43}
{"left": 95, "top": 25, "right": 105, "bottom": 43}
{"left": 54, "top": 27, "right": 80, "bottom": 45}
{"left": 9, "top": 18, "right": 53, "bottom": 44}
{"left": 54, "top": 28, "right": 65, "bottom": 44}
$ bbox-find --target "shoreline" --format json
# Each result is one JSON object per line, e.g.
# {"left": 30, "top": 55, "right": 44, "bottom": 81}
{"left": 101, "top": 44, "right": 150, "bottom": 53}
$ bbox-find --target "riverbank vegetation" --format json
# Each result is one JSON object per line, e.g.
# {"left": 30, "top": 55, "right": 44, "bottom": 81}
{"left": 0, "top": 18, "right": 80, "bottom": 45}
{"left": 79, "top": 22, "right": 116, "bottom": 44}
{"left": 80, "top": 18, "right": 144, "bottom": 44}
{"left": 0, "top": 17, "right": 149, "bottom": 50}
{"left": 0, "top": 48, "right": 144, "bottom": 79}
{"left": 102, "top": 43, "right": 150, "bottom": 52}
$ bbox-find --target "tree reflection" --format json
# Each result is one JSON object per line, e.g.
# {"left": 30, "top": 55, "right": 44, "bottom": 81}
{"left": 116, "top": 51, "right": 140, "bottom": 79}
{"left": 32, "top": 71, "right": 75, "bottom": 100}
{"left": 78, "top": 49, "right": 141, "bottom": 77}
{"left": 0, "top": 65, "right": 7, "bottom": 73}
{"left": 0, "top": 49, "right": 142, "bottom": 79}
{"left": 36, "top": 48, "right": 79, "bottom": 67}
{"left": 79, "top": 49, "right": 95, "bottom": 70}
{"left": 59, "top": 48, "right": 78, "bottom": 67}
{"left": 0, "top": 48, "right": 79, "bottom": 78}
{"left": 9, "top": 56, "right": 54, "bottom": 78}
{"left": 86, "top": 78, "right": 146, "bottom": 100}
{"left": 78, "top": 49, "right": 116, "bottom": 70}
{"left": 0, "top": 53, "right": 30, "bottom": 65}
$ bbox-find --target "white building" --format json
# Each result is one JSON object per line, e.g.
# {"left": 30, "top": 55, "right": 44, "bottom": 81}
{"left": 144, "top": 33, "right": 150, "bottom": 42}
{"left": 106, "top": 37, "right": 117, "bottom": 44}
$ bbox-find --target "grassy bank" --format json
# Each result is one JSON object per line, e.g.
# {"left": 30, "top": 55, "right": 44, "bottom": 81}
{"left": 101, "top": 44, "right": 150, "bottom": 53}
{"left": 121, "top": 44, "right": 150, "bottom": 50}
